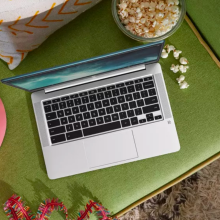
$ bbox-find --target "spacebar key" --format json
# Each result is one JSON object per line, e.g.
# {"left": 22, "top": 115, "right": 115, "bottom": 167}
{"left": 83, "top": 121, "right": 121, "bottom": 136}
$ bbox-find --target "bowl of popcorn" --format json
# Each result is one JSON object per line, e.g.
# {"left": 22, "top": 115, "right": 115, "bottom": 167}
{"left": 112, "top": 0, "right": 186, "bottom": 42}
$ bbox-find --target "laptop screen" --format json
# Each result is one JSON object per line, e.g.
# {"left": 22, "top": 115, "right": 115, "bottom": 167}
{"left": 2, "top": 41, "right": 164, "bottom": 92}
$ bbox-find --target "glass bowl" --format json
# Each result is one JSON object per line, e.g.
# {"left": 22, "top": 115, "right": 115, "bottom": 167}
{"left": 112, "top": 0, "right": 186, "bottom": 42}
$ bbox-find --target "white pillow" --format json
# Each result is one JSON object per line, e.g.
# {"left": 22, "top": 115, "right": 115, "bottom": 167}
{"left": 0, "top": 0, "right": 101, "bottom": 70}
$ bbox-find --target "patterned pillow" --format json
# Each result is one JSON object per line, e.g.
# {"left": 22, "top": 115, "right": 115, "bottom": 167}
{"left": 0, "top": 0, "right": 101, "bottom": 70}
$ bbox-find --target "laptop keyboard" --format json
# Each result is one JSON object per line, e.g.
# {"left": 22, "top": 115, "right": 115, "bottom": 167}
{"left": 43, "top": 76, "right": 163, "bottom": 144}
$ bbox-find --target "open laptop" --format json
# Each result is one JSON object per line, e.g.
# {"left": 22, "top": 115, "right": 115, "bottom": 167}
{"left": 1, "top": 41, "right": 180, "bottom": 179}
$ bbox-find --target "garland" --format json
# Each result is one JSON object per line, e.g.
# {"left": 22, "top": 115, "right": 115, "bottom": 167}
{"left": 3, "top": 195, "right": 118, "bottom": 220}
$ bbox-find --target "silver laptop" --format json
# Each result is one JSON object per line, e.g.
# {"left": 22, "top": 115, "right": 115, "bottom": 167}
{"left": 2, "top": 41, "right": 180, "bottom": 179}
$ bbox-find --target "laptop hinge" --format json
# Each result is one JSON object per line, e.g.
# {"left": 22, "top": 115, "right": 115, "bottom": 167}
{"left": 44, "top": 64, "right": 146, "bottom": 94}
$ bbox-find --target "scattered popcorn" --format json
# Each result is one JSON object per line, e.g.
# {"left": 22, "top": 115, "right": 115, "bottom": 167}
{"left": 176, "top": 75, "right": 185, "bottom": 84}
{"left": 179, "top": 65, "right": 189, "bottom": 73}
{"left": 161, "top": 49, "right": 168, "bottom": 58}
{"left": 165, "top": 44, "right": 175, "bottom": 53}
{"left": 117, "top": 0, "right": 180, "bottom": 38}
{"left": 179, "top": 57, "right": 189, "bottom": 65}
{"left": 173, "top": 49, "right": 182, "bottom": 59}
{"left": 179, "top": 81, "right": 189, "bottom": 89}
{"left": 170, "top": 64, "right": 180, "bottom": 73}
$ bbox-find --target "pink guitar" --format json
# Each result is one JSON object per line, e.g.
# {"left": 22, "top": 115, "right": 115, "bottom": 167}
{"left": 0, "top": 99, "right": 6, "bottom": 147}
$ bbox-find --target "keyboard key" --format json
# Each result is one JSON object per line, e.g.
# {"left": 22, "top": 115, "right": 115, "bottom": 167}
{"left": 110, "top": 98, "right": 117, "bottom": 105}
{"left": 141, "top": 90, "right": 148, "bottom": 98}
{"left": 98, "top": 88, "right": 106, "bottom": 92}
{"left": 139, "top": 119, "right": 146, "bottom": 123}
{"left": 79, "top": 105, "right": 87, "bottom": 112}
{"left": 102, "top": 99, "right": 110, "bottom": 107}
{"left": 60, "top": 117, "right": 68, "bottom": 124}
{"left": 104, "top": 115, "right": 111, "bottom": 123}
{"left": 79, "top": 92, "right": 88, "bottom": 97}
{"left": 89, "top": 119, "right": 96, "bottom": 126}
{"left": 52, "top": 104, "right": 59, "bottom": 111}
{"left": 82, "top": 96, "right": 89, "bottom": 104}
{"left": 143, "top": 81, "right": 154, "bottom": 89}
{"left": 43, "top": 100, "right": 51, "bottom": 105}
{"left": 91, "top": 110, "right": 98, "bottom": 118}
{"left": 148, "top": 88, "right": 156, "bottom": 96}
{"left": 135, "top": 108, "right": 142, "bottom": 115}
{"left": 119, "top": 112, "right": 127, "bottom": 119}
{"left": 106, "top": 106, "right": 114, "bottom": 114}
{"left": 155, "top": 115, "right": 162, "bottom": 120}
{"left": 135, "top": 84, "right": 143, "bottom": 91}
{"left": 72, "top": 106, "right": 79, "bottom": 114}
{"left": 120, "top": 87, "right": 127, "bottom": 95}
{"left": 83, "top": 121, "right": 121, "bottom": 136}
{"left": 46, "top": 112, "right": 57, "bottom": 120}
{"left": 96, "top": 117, "right": 104, "bottom": 125}
{"left": 104, "top": 91, "right": 112, "bottom": 98}
{"left": 61, "top": 96, "right": 69, "bottom": 101}
{"left": 66, "top": 130, "right": 83, "bottom": 140}
{"left": 116, "top": 83, "right": 125, "bottom": 88}
{"left": 137, "top": 99, "right": 144, "bottom": 107}
{"left": 57, "top": 110, "right": 64, "bottom": 118}
{"left": 89, "top": 89, "right": 97, "bottom": 94}
{"left": 121, "top": 119, "right": 131, "bottom": 127}
{"left": 59, "top": 102, "right": 67, "bottom": 109}
{"left": 114, "top": 105, "right": 121, "bottom": 112}
{"left": 131, "top": 117, "right": 138, "bottom": 125}
{"left": 147, "top": 117, "right": 154, "bottom": 122}
{"left": 145, "top": 96, "right": 158, "bottom": 105}
{"left": 146, "top": 113, "right": 153, "bottom": 118}
{"left": 125, "top": 94, "right": 133, "bottom": 102}
{"left": 87, "top": 103, "right": 95, "bottom": 111}
{"left": 51, "top": 134, "right": 66, "bottom": 144}
{"left": 48, "top": 119, "right": 60, "bottom": 128}
{"left": 95, "top": 101, "right": 102, "bottom": 109}
{"left": 121, "top": 103, "right": 129, "bottom": 110}
{"left": 112, "top": 89, "right": 119, "bottom": 97}
{"left": 68, "top": 115, "right": 75, "bottom": 123}
{"left": 129, "top": 101, "right": 137, "bottom": 109}
{"left": 64, "top": 108, "right": 72, "bottom": 116}
{"left": 112, "top": 113, "right": 119, "bottom": 121}
{"left": 52, "top": 98, "right": 60, "bottom": 103}
{"left": 81, "top": 120, "right": 89, "bottom": 128}
{"left": 76, "top": 114, "right": 83, "bottom": 121}
{"left": 125, "top": 81, "right": 134, "bottom": 85}
{"left": 67, "top": 100, "right": 74, "bottom": 107}
{"left": 135, "top": 78, "right": 143, "bottom": 83}
{"left": 144, "top": 76, "right": 152, "bottom": 81}
{"left": 44, "top": 105, "right": 52, "bottom": 113}
{"left": 98, "top": 108, "right": 106, "bottom": 116}
{"left": 118, "top": 96, "right": 125, "bottom": 103}
{"left": 89, "top": 95, "right": 97, "bottom": 102}
{"left": 74, "top": 98, "right": 81, "bottom": 106}
{"left": 83, "top": 112, "right": 91, "bottom": 120}
{"left": 73, "top": 122, "right": 81, "bottom": 130}
{"left": 127, "top": 110, "right": 135, "bottom": 117}
{"left": 143, "top": 104, "right": 160, "bottom": 114}
{"left": 133, "top": 92, "right": 140, "bottom": 100}
{"left": 127, "top": 85, "right": 135, "bottom": 93}
{"left": 70, "top": 94, "right": 79, "bottom": 99}
{"left": 107, "top": 85, "right": 115, "bottom": 90}
{"left": 49, "top": 126, "right": 65, "bottom": 136}
{"left": 97, "top": 93, "right": 104, "bottom": 100}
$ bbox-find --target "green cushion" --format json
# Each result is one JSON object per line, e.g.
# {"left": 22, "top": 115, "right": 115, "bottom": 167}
{"left": 186, "top": 0, "right": 220, "bottom": 58}
{"left": 1, "top": 0, "right": 220, "bottom": 219}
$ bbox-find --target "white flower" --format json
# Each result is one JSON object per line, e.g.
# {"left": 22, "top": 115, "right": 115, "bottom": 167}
{"left": 176, "top": 75, "right": 185, "bottom": 84}
{"left": 179, "top": 81, "right": 189, "bottom": 89}
{"left": 179, "top": 57, "right": 189, "bottom": 65}
{"left": 170, "top": 64, "right": 180, "bottom": 73}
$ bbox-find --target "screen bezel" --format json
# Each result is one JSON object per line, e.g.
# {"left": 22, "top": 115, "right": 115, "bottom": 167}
{"left": 1, "top": 41, "right": 164, "bottom": 93}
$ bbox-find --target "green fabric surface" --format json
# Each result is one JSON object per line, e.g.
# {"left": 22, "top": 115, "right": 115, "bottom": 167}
{"left": 1, "top": 0, "right": 220, "bottom": 219}
{"left": 186, "top": 0, "right": 220, "bottom": 59}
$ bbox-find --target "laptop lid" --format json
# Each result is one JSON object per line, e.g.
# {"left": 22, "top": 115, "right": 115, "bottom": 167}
{"left": 1, "top": 41, "right": 164, "bottom": 93}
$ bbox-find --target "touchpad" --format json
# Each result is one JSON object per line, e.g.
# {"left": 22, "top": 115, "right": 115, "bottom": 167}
{"left": 84, "top": 130, "right": 138, "bottom": 168}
